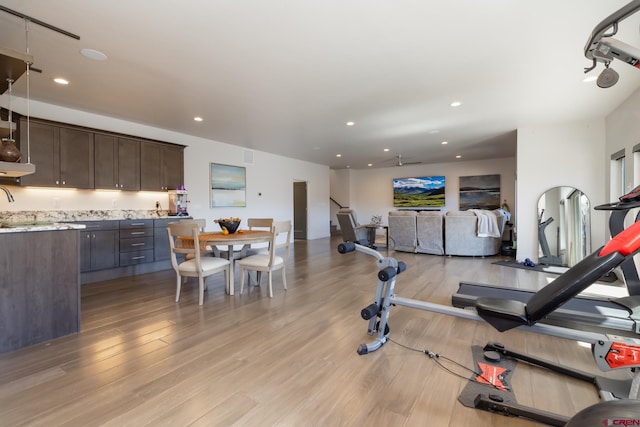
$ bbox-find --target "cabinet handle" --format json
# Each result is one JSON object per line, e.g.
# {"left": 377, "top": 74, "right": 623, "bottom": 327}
{"left": 130, "top": 231, "right": 145, "bottom": 235}
{"left": 132, "top": 256, "right": 145, "bottom": 260}
{"left": 130, "top": 223, "right": 145, "bottom": 226}
{"left": 131, "top": 243, "right": 145, "bottom": 246}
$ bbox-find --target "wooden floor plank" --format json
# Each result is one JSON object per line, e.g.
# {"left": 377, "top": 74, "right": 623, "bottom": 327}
{"left": 0, "top": 236, "right": 626, "bottom": 426}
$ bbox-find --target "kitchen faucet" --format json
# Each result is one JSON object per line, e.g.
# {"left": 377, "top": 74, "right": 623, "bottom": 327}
{"left": 0, "top": 186, "right": 14, "bottom": 203}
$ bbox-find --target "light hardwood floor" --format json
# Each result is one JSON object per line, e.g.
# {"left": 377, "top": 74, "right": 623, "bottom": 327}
{"left": 0, "top": 236, "right": 628, "bottom": 426}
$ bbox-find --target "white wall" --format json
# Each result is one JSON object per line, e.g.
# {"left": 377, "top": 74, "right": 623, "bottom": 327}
{"left": 332, "top": 157, "right": 516, "bottom": 229}
{"left": 0, "top": 100, "right": 330, "bottom": 239}
{"left": 607, "top": 86, "right": 640, "bottom": 197}
{"left": 517, "top": 120, "right": 607, "bottom": 262}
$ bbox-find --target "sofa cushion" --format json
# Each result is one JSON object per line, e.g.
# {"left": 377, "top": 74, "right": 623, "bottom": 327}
{"left": 444, "top": 210, "right": 503, "bottom": 256}
{"left": 416, "top": 211, "right": 444, "bottom": 255}
{"left": 388, "top": 210, "right": 417, "bottom": 252}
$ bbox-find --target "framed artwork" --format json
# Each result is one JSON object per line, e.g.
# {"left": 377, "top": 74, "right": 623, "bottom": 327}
{"left": 459, "top": 174, "right": 500, "bottom": 210}
{"left": 392, "top": 175, "right": 446, "bottom": 208}
{"left": 210, "top": 163, "right": 246, "bottom": 207}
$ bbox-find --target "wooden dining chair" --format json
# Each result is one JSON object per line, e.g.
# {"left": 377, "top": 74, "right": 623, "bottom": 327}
{"left": 178, "top": 218, "right": 220, "bottom": 258}
{"left": 167, "top": 222, "right": 231, "bottom": 305}
{"left": 219, "top": 217, "right": 273, "bottom": 260}
{"left": 242, "top": 218, "right": 274, "bottom": 256}
{"left": 238, "top": 220, "right": 292, "bottom": 298}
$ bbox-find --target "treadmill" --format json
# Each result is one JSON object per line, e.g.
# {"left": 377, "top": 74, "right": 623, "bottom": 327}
{"left": 452, "top": 187, "right": 640, "bottom": 335}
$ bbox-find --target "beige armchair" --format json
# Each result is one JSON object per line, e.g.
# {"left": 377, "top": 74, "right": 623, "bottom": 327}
{"left": 336, "top": 209, "right": 369, "bottom": 243}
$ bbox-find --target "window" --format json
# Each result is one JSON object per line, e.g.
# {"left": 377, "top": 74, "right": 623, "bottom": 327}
{"left": 610, "top": 149, "right": 625, "bottom": 202}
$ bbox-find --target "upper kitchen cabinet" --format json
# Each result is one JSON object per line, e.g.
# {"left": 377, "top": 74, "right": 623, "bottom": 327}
{"left": 94, "top": 134, "right": 140, "bottom": 191}
{"left": 19, "top": 119, "right": 94, "bottom": 188}
{"left": 140, "top": 141, "right": 184, "bottom": 191}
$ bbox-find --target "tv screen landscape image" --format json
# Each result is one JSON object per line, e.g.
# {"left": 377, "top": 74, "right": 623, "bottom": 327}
{"left": 393, "top": 176, "right": 446, "bottom": 208}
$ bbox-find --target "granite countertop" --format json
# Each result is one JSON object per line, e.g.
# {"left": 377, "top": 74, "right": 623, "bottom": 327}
{"left": 0, "top": 222, "right": 87, "bottom": 234}
{"left": 0, "top": 209, "right": 183, "bottom": 233}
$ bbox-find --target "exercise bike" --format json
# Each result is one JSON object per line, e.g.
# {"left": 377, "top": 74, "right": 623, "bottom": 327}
{"left": 338, "top": 220, "right": 640, "bottom": 425}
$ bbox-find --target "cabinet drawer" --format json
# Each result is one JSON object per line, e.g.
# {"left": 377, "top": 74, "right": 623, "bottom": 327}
{"left": 120, "top": 228, "right": 154, "bottom": 238}
{"left": 120, "top": 219, "right": 153, "bottom": 230}
{"left": 119, "top": 249, "right": 154, "bottom": 266}
{"left": 72, "top": 220, "right": 119, "bottom": 231}
{"left": 154, "top": 218, "right": 184, "bottom": 229}
{"left": 120, "top": 236, "right": 154, "bottom": 252}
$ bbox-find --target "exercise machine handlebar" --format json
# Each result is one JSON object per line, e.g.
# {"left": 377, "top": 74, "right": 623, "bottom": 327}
{"left": 337, "top": 241, "right": 401, "bottom": 271}
{"left": 378, "top": 263, "right": 407, "bottom": 282}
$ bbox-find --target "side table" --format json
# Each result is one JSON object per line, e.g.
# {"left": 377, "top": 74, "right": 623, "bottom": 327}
{"left": 366, "top": 224, "right": 389, "bottom": 248}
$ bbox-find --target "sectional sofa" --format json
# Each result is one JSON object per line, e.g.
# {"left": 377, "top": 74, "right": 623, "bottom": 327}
{"left": 388, "top": 210, "right": 506, "bottom": 256}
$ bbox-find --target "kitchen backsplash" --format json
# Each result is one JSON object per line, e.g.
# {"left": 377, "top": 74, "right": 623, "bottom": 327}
{"left": 0, "top": 209, "right": 176, "bottom": 223}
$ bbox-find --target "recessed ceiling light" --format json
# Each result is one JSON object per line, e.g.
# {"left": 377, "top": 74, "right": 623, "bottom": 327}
{"left": 336, "top": 154, "right": 342, "bottom": 157}
{"left": 583, "top": 75, "right": 598, "bottom": 83}
{"left": 367, "top": 163, "right": 373, "bottom": 167}
{"left": 450, "top": 101, "right": 462, "bottom": 107}
{"left": 441, "top": 141, "right": 448, "bottom": 145}
{"left": 383, "top": 148, "right": 390, "bottom": 152}
{"left": 456, "top": 155, "right": 462, "bottom": 159}
{"left": 346, "top": 121, "right": 355, "bottom": 126}
{"left": 80, "top": 48, "right": 107, "bottom": 61}
{"left": 53, "top": 78, "right": 69, "bottom": 85}
{"left": 193, "top": 116, "right": 203, "bottom": 122}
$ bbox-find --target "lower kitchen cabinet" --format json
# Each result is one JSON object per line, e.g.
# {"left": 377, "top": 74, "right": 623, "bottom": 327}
{"left": 79, "top": 221, "right": 119, "bottom": 272}
{"left": 73, "top": 217, "right": 184, "bottom": 284}
{"left": 119, "top": 219, "right": 154, "bottom": 266}
{"left": 153, "top": 218, "right": 176, "bottom": 261}
{"left": 0, "top": 229, "right": 80, "bottom": 354}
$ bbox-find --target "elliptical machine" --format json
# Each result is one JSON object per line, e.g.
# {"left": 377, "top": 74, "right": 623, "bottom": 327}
{"left": 538, "top": 209, "right": 563, "bottom": 266}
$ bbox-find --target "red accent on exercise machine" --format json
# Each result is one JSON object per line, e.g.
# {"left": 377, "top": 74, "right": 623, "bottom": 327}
{"left": 599, "top": 220, "right": 640, "bottom": 257}
{"left": 605, "top": 342, "right": 640, "bottom": 369}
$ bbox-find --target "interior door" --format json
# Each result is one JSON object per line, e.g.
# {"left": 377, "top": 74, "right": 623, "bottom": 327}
{"left": 293, "top": 181, "right": 307, "bottom": 240}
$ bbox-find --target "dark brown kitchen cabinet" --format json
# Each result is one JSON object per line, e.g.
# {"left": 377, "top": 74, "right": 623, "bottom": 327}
{"left": 119, "top": 219, "right": 154, "bottom": 266}
{"left": 78, "top": 221, "right": 119, "bottom": 272}
{"left": 94, "top": 133, "right": 140, "bottom": 191}
{"left": 153, "top": 218, "right": 175, "bottom": 261}
{"left": 163, "top": 144, "right": 184, "bottom": 189}
{"left": 19, "top": 119, "right": 94, "bottom": 188}
{"left": 140, "top": 141, "right": 184, "bottom": 191}
{"left": 0, "top": 229, "right": 80, "bottom": 354}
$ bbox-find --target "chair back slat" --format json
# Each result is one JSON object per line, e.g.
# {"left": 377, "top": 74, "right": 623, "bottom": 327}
{"left": 267, "top": 220, "right": 292, "bottom": 266}
{"left": 167, "top": 222, "right": 203, "bottom": 270}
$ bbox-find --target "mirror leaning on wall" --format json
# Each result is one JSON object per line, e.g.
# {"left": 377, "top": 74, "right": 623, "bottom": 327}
{"left": 537, "top": 187, "right": 591, "bottom": 268}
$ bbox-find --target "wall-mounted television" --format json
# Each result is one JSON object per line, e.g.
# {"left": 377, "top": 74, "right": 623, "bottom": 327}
{"left": 393, "top": 176, "right": 446, "bottom": 208}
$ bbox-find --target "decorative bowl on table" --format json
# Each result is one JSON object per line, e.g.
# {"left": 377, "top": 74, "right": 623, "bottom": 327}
{"left": 215, "top": 217, "right": 241, "bottom": 234}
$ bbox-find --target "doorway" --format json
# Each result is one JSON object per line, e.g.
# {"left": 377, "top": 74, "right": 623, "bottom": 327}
{"left": 293, "top": 181, "right": 307, "bottom": 240}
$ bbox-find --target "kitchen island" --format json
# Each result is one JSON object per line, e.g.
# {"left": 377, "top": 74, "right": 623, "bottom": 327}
{"left": 0, "top": 223, "right": 85, "bottom": 354}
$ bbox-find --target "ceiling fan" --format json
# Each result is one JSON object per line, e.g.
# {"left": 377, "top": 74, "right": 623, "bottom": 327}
{"left": 395, "top": 154, "right": 422, "bottom": 166}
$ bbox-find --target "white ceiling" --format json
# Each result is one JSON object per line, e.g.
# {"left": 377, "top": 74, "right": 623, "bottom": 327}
{"left": 1, "top": 1, "right": 640, "bottom": 169}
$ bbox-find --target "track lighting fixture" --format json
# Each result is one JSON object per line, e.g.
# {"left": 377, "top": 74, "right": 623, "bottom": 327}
{"left": 597, "top": 62, "right": 620, "bottom": 88}
{"left": 584, "top": 1, "right": 640, "bottom": 89}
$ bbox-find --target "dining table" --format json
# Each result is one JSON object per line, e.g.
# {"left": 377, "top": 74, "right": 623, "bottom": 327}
{"left": 178, "top": 229, "right": 272, "bottom": 295}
